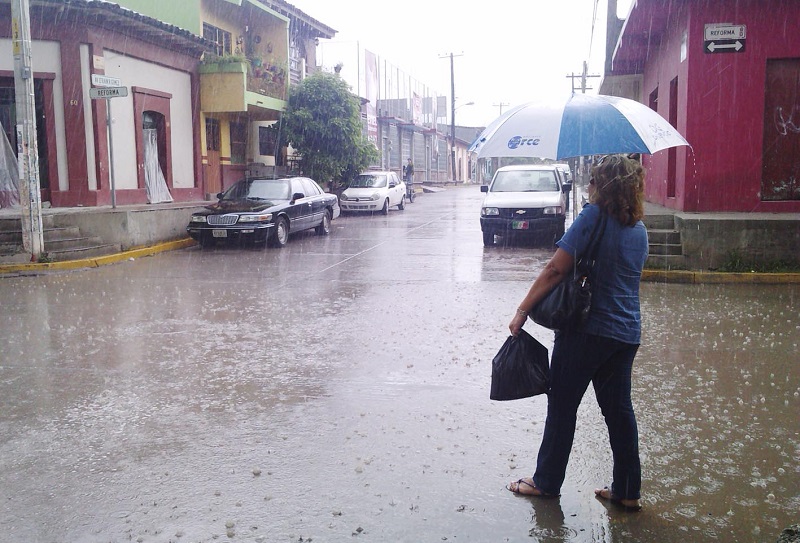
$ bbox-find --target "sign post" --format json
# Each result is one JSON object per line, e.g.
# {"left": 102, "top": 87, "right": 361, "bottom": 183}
{"left": 90, "top": 83, "right": 127, "bottom": 208}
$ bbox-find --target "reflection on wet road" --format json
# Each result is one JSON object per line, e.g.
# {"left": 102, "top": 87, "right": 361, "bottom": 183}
{"left": 0, "top": 187, "right": 797, "bottom": 542}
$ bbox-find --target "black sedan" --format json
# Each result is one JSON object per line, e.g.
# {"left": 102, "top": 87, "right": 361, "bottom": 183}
{"left": 187, "top": 177, "right": 340, "bottom": 248}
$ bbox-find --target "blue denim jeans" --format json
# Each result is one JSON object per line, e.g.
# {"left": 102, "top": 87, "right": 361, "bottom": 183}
{"left": 533, "top": 330, "right": 641, "bottom": 500}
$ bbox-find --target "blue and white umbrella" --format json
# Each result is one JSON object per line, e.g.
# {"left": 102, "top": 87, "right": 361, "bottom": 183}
{"left": 469, "top": 93, "right": 690, "bottom": 160}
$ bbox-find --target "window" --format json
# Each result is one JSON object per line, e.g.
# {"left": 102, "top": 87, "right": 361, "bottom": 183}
{"left": 258, "top": 125, "right": 277, "bottom": 156}
{"left": 206, "top": 118, "right": 220, "bottom": 151}
{"left": 667, "top": 77, "right": 678, "bottom": 198}
{"left": 301, "top": 178, "right": 321, "bottom": 197}
{"left": 203, "top": 23, "right": 232, "bottom": 56}
{"left": 230, "top": 120, "right": 247, "bottom": 164}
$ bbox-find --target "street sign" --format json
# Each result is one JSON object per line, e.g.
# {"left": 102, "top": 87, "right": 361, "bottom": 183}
{"left": 704, "top": 24, "right": 746, "bottom": 54}
{"left": 89, "top": 86, "right": 128, "bottom": 99}
{"left": 91, "top": 74, "right": 121, "bottom": 87}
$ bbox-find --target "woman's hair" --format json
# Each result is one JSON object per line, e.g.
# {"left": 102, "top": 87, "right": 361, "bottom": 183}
{"left": 589, "top": 154, "right": 645, "bottom": 226}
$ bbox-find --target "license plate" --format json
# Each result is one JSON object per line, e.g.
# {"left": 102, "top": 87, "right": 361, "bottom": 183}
{"left": 212, "top": 229, "right": 228, "bottom": 238}
{"left": 511, "top": 220, "right": 529, "bottom": 230}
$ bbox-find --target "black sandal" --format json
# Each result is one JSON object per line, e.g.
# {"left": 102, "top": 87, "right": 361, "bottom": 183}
{"left": 507, "top": 478, "right": 558, "bottom": 498}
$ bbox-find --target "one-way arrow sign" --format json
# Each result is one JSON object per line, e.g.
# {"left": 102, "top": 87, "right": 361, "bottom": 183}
{"left": 704, "top": 23, "right": 746, "bottom": 54}
{"left": 706, "top": 40, "right": 745, "bottom": 53}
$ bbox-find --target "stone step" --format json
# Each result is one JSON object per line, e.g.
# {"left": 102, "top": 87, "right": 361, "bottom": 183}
{"left": 44, "top": 235, "right": 107, "bottom": 252}
{"left": 648, "top": 242, "right": 684, "bottom": 256}
{"left": 643, "top": 214, "right": 676, "bottom": 230}
{"left": 647, "top": 229, "right": 681, "bottom": 245}
{"left": 45, "top": 243, "right": 122, "bottom": 262}
{"left": 0, "top": 226, "right": 83, "bottom": 244}
{"left": 646, "top": 253, "right": 687, "bottom": 270}
{"left": 0, "top": 214, "right": 55, "bottom": 231}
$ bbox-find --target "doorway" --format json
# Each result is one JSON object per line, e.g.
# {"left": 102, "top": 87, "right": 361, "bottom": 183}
{"left": 205, "top": 118, "right": 221, "bottom": 195}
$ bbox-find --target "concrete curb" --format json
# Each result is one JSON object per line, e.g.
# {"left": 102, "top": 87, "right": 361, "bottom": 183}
{"left": 2, "top": 239, "right": 799, "bottom": 284}
{"left": 0, "top": 238, "right": 196, "bottom": 276}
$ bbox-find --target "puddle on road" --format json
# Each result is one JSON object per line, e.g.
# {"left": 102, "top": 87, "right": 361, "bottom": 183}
{"left": 0, "top": 246, "right": 797, "bottom": 542}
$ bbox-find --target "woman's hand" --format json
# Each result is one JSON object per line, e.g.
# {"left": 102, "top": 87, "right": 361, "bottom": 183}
{"left": 509, "top": 309, "right": 527, "bottom": 337}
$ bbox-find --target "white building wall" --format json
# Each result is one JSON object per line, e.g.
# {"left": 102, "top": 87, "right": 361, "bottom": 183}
{"left": 0, "top": 39, "right": 69, "bottom": 192}
{"left": 102, "top": 52, "right": 195, "bottom": 190}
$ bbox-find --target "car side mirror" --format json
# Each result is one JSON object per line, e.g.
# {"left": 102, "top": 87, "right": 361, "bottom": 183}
{"left": 292, "top": 192, "right": 305, "bottom": 202}
{"left": 481, "top": 185, "right": 489, "bottom": 193}
{"left": 389, "top": 181, "right": 397, "bottom": 188}
{"left": 216, "top": 192, "right": 223, "bottom": 200}
{"left": 562, "top": 183, "right": 572, "bottom": 193}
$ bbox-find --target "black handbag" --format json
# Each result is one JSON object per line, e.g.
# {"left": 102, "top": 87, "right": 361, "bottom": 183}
{"left": 490, "top": 329, "right": 550, "bottom": 401}
{"left": 528, "top": 213, "right": 607, "bottom": 330}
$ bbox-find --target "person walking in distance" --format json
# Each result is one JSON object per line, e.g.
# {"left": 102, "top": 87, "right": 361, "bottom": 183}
{"left": 403, "top": 158, "right": 415, "bottom": 202}
{"left": 506, "top": 154, "right": 648, "bottom": 512}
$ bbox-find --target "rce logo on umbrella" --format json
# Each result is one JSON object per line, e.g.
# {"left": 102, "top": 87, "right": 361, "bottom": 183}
{"left": 507, "top": 136, "right": 541, "bottom": 149}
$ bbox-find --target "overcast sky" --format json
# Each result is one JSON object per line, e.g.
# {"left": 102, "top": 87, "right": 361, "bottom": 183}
{"left": 295, "top": 0, "right": 634, "bottom": 127}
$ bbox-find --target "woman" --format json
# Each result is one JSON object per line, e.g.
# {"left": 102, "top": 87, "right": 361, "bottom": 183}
{"left": 506, "top": 154, "right": 648, "bottom": 511}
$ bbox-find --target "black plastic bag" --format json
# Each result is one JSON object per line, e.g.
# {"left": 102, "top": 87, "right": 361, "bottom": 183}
{"left": 490, "top": 329, "right": 550, "bottom": 401}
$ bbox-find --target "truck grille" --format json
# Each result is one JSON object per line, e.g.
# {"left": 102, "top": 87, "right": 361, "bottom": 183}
{"left": 498, "top": 208, "right": 545, "bottom": 219}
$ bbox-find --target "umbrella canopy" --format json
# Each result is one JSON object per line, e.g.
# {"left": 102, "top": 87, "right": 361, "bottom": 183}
{"left": 469, "top": 93, "right": 690, "bottom": 160}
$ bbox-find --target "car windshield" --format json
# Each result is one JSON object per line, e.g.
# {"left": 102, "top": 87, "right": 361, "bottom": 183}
{"left": 350, "top": 174, "right": 387, "bottom": 188}
{"left": 222, "top": 179, "right": 290, "bottom": 201}
{"left": 491, "top": 170, "right": 558, "bottom": 192}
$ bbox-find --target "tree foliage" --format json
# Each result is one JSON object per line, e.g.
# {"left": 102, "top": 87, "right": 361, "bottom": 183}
{"left": 282, "top": 72, "right": 378, "bottom": 186}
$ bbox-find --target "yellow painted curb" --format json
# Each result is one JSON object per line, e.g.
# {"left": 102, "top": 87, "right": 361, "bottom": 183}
{"left": 641, "top": 269, "right": 800, "bottom": 284}
{"left": 0, "top": 238, "right": 197, "bottom": 276}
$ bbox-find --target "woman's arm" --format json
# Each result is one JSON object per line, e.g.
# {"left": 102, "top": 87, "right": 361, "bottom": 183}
{"left": 509, "top": 248, "right": 575, "bottom": 336}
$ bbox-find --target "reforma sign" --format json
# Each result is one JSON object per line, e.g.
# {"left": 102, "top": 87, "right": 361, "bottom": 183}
{"left": 704, "top": 24, "right": 747, "bottom": 53}
{"left": 89, "top": 86, "right": 128, "bottom": 99}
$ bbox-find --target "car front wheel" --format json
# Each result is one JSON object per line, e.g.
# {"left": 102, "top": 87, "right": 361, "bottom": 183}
{"left": 316, "top": 209, "right": 331, "bottom": 235}
{"left": 381, "top": 198, "right": 390, "bottom": 215}
{"left": 268, "top": 216, "right": 289, "bottom": 248}
{"left": 398, "top": 195, "right": 405, "bottom": 210}
{"left": 482, "top": 231, "right": 495, "bottom": 246}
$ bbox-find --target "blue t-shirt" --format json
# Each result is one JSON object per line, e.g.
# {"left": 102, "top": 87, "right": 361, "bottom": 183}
{"left": 556, "top": 204, "right": 648, "bottom": 344}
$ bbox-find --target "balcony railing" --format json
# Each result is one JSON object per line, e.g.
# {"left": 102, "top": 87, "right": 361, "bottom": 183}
{"left": 199, "top": 58, "right": 287, "bottom": 112}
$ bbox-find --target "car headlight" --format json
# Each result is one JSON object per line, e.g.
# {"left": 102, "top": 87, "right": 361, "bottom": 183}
{"left": 543, "top": 206, "right": 561, "bottom": 215}
{"left": 339, "top": 194, "right": 349, "bottom": 201}
{"left": 190, "top": 215, "right": 207, "bottom": 223}
{"left": 370, "top": 192, "right": 381, "bottom": 201}
{"left": 481, "top": 207, "right": 499, "bottom": 216}
{"left": 238, "top": 213, "right": 273, "bottom": 223}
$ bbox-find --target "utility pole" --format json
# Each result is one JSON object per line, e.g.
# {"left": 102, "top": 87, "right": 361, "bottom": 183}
{"left": 440, "top": 52, "right": 463, "bottom": 182}
{"left": 493, "top": 102, "right": 509, "bottom": 116}
{"left": 566, "top": 61, "right": 601, "bottom": 215}
{"left": 566, "top": 61, "right": 600, "bottom": 94}
{"left": 11, "top": 0, "right": 43, "bottom": 260}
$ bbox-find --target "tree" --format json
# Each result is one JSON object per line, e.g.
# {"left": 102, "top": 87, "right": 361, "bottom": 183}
{"left": 282, "top": 72, "right": 378, "bottom": 187}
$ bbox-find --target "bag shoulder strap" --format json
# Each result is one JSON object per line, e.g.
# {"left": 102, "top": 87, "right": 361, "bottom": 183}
{"left": 576, "top": 211, "right": 607, "bottom": 271}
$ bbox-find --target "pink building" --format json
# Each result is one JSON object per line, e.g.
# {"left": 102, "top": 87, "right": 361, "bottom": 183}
{"left": 601, "top": 0, "right": 800, "bottom": 213}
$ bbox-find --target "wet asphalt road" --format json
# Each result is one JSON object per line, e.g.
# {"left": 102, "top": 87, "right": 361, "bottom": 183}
{"left": 0, "top": 186, "right": 798, "bottom": 543}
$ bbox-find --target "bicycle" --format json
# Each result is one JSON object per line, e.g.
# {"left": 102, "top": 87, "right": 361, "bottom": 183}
{"left": 405, "top": 179, "right": 416, "bottom": 203}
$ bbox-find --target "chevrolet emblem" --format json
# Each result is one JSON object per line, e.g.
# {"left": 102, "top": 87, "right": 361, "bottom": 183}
{"left": 515, "top": 210, "right": 526, "bottom": 215}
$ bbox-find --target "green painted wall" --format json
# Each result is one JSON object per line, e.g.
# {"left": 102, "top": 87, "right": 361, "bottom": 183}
{"left": 112, "top": 0, "right": 203, "bottom": 33}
